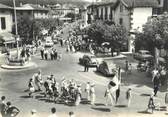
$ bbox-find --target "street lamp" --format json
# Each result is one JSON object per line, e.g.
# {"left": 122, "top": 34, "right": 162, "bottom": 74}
{"left": 13, "top": 0, "right": 20, "bottom": 59}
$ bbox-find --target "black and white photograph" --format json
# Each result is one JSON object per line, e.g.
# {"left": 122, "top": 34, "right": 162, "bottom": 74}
{"left": 0, "top": 0, "right": 168, "bottom": 117}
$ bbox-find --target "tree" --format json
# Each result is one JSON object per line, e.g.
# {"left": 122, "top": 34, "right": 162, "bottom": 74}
{"left": 65, "top": 12, "right": 75, "bottom": 21}
{"left": 15, "top": 17, "right": 63, "bottom": 45}
{"left": 87, "top": 20, "right": 128, "bottom": 56}
{"left": 135, "top": 12, "right": 168, "bottom": 58}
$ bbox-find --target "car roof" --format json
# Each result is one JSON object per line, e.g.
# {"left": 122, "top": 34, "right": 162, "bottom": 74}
{"left": 83, "top": 55, "right": 95, "bottom": 57}
{"left": 139, "top": 50, "right": 150, "bottom": 52}
{"left": 101, "top": 61, "right": 116, "bottom": 68}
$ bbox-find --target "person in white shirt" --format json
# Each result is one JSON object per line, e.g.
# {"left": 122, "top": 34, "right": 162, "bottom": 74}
{"left": 32, "top": 70, "right": 43, "bottom": 91}
{"left": 48, "top": 107, "right": 58, "bottom": 117}
{"left": 90, "top": 84, "right": 96, "bottom": 106}
{"left": 85, "top": 82, "right": 90, "bottom": 101}
{"left": 152, "top": 68, "right": 159, "bottom": 82}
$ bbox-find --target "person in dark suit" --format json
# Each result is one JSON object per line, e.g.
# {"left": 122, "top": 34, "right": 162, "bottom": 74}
{"left": 116, "top": 85, "right": 120, "bottom": 104}
{"left": 84, "top": 59, "right": 89, "bottom": 72}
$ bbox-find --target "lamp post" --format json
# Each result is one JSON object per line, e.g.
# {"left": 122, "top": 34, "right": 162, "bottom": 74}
{"left": 13, "top": 0, "right": 20, "bottom": 59}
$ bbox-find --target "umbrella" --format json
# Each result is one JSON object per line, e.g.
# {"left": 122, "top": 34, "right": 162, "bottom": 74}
{"left": 108, "top": 81, "right": 116, "bottom": 87}
{"left": 101, "top": 42, "right": 110, "bottom": 46}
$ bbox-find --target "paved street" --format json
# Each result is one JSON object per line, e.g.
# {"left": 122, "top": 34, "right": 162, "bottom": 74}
{"left": 0, "top": 23, "right": 167, "bottom": 117}
{"left": 0, "top": 43, "right": 167, "bottom": 117}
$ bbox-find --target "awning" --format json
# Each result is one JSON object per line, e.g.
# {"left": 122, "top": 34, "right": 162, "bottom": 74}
{"left": 0, "top": 32, "right": 15, "bottom": 44}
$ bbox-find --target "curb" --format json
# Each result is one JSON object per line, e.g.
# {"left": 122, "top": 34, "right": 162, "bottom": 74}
{"left": 1, "top": 62, "right": 37, "bottom": 70}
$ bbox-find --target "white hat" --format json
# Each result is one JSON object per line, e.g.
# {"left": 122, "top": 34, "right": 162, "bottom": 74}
{"left": 31, "top": 109, "right": 37, "bottom": 113}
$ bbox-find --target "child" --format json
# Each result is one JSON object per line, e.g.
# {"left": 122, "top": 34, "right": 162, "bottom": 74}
{"left": 147, "top": 95, "right": 155, "bottom": 113}
{"left": 126, "top": 88, "right": 132, "bottom": 107}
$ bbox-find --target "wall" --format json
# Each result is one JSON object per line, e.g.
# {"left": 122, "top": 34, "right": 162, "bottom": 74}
{"left": 131, "top": 7, "right": 153, "bottom": 32}
{"left": 0, "top": 10, "right": 13, "bottom": 33}
{"left": 114, "top": 3, "right": 130, "bottom": 31}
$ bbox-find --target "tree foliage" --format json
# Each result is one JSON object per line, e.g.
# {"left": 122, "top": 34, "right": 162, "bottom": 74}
{"left": 15, "top": 17, "right": 63, "bottom": 44}
{"left": 135, "top": 12, "right": 168, "bottom": 55}
{"left": 16, "top": 17, "right": 43, "bottom": 44}
{"left": 87, "top": 20, "right": 128, "bottom": 51}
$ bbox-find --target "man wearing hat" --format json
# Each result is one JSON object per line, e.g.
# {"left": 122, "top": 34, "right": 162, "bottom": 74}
{"left": 30, "top": 109, "right": 38, "bottom": 117}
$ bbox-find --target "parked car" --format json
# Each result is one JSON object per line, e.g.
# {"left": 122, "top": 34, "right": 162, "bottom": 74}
{"left": 45, "top": 40, "right": 54, "bottom": 47}
{"left": 133, "top": 50, "right": 153, "bottom": 61}
{"left": 79, "top": 55, "right": 98, "bottom": 67}
{"left": 97, "top": 61, "right": 117, "bottom": 77}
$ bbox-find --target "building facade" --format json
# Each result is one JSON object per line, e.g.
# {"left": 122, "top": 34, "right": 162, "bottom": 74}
{"left": 87, "top": 0, "right": 159, "bottom": 52}
{"left": 16, "top": 4, "right": 49, "bottom": 19}
{"left": 0, "top": 3, "right": 13, "bottom": 33}
{"left": 0, "top": 3, "right": 16, "bottom": 49}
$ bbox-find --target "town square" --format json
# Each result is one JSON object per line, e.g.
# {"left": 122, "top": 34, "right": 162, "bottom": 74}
{"left": 0, "top": 0, "right": 168, "bottom": 117}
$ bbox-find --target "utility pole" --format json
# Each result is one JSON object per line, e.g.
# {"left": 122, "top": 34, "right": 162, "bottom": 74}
{"left": 13, "top": 0, "right": 20, "bottom": 59}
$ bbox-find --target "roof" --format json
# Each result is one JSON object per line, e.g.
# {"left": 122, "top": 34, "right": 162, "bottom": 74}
{"left": 88, "top": 0, "right": 159, "bottom": 9}
{"left": 0, "top": 32, "right": 15, "bottom": 43}
{"left": 0, "top": 3, "right": 13, "bottom": 9}
{"left": 16, "top": 4, "right": 49, "bottom": 11}
{"left": 87, "top": 0, "right": 117, "bottom": 8}
{"left": 121, "top": 0, "right": 159, "bottom": 8}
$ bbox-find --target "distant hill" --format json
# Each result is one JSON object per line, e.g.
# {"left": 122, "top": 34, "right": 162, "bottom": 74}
{"left": 0, "top": 0, "right": 89, "bottom": 7}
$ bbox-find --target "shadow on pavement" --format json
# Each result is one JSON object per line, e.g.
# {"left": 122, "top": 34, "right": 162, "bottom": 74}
{"left": 140, "top": 93, "right": 151, "bottom": 97}
{"left": 24, "top": 89, "right": 29, "bottom": 92}
{"left": 77, "top": 70, "right": 85, "bottom": 72}
{"left": 91, "top": 107, "right": 111, "bottom": 112}
{"left": 35, "top": 95, "right": 44, "bottom": 99}
{"left": 80, "top": 98, "right": 90, "bottom": 105}
{"left": 95, "top": 103, "right": 105, "bottom": 106}
{"left": 137, "top": 110, "right": 152, "bottom": 114}
{"left": 20, "top": 95, "right": 31, "bottom": 98}
{"left": 115, "top": 105, "right": 127, "bottom": 108}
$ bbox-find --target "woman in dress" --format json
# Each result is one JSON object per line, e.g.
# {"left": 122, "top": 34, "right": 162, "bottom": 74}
{"left": 90, "top": 84, "right": 96, "bottom": 106}
{"left": 28, "top": 78, "right": 35, "bottom": 98}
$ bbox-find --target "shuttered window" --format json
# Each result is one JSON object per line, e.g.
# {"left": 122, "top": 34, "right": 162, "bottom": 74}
{"left": 1, "top": 17, "right": 6, "bottom": 30}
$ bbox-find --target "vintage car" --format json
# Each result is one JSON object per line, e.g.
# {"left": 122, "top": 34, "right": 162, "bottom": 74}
{"left": 96, "top": 61, "right": 117, "bottom": 77}
{"left": 133, "top": 50, "right": 153, "bottom": 61}
{"left": 45, "top": 40, "right": 54, "bottom": 47}
{"left": 79, "top": 55, "right": 98, "bottom": 67}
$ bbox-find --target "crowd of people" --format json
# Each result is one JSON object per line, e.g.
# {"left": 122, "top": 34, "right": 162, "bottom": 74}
{"left": 28, "top": 70, "right": 97, "bottom": 106}
{"left": 26, "top": 70, "right": 137, "bottom": 109}
{"left": 39, "top": 46, "right": 62, "bottom": 61}
{"left": 0, "top": 96, "right": 20, "bottom": 117}
{"left": 65, "top": 30, "right": 85, "bottom": 53}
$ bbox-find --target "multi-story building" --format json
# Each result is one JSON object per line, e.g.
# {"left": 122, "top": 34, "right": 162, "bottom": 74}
{"left": 87, "top": 0, "right": 159, "bottom": 52}
{"left": 16, "top": 4, "right": 49, "bottom": 19}
{"left": 50, "top": 3, "right": 80, "bottom": 18}
{"left": 0, "top": 3, "right": 15, "bottom": 48}
{"left": 0, "top": 3, "right": 13, "bottom": 33}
